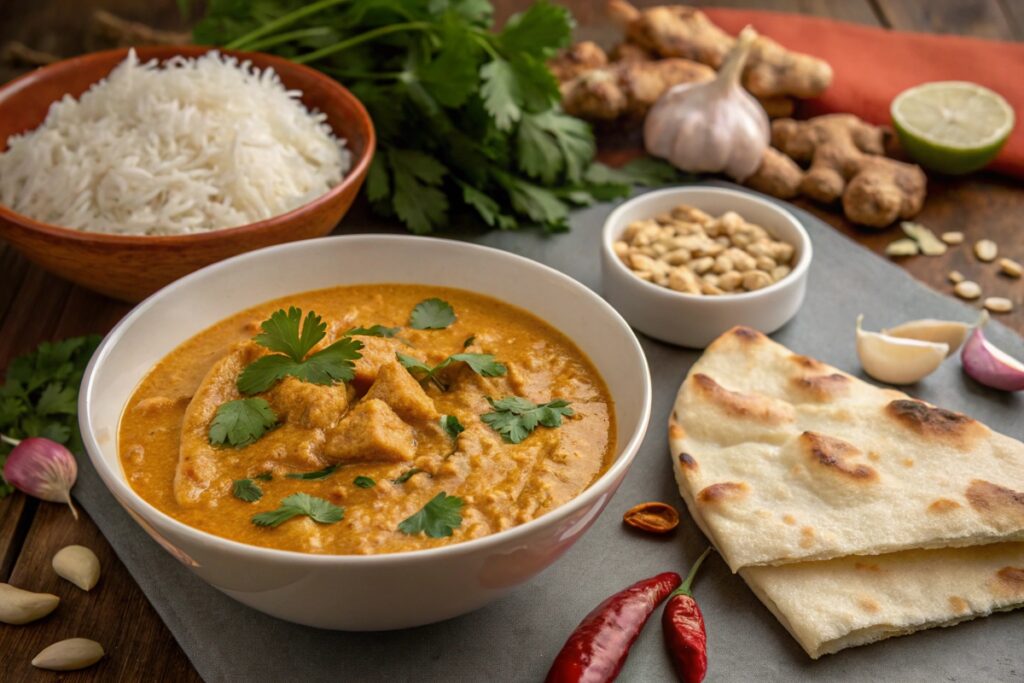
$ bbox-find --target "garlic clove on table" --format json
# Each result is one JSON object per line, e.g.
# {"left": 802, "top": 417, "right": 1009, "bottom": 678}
{"left": 882, "top": 318, "right": 972, "bottom": 357}
{"left": 643, "top": 26, "right": 769, "bottom": 181}
{"left": 857, "top": 315, "right": 948, "bottom": 385}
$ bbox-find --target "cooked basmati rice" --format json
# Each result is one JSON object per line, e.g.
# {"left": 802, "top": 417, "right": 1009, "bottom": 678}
{"left": 0, "top": 50, "right": 350, "bottom": 235}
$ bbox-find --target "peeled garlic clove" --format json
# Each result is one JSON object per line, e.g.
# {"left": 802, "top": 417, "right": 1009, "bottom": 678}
{"left": 857, "top": 315, "right": 948, "bottom": 385}
{"left": 961, "top": 313, "right": 1024, "bottom": 392}
{"left": 32, "top": 638, "right": 104, "bottom": 671}
{"left": 882, "top": 318, "right": 972, "bottom": 357}
{"left": 53, "top": 545, "right": 101, "bottom": 591}
{"left": 0, "top": 583, "right": 60, "bottom": 624}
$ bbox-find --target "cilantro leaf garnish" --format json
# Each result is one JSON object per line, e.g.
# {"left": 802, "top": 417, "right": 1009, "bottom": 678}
{"left": 209, "top": 398, "right": 277, "bottom": 448}
{"left": 354, "top": 476, "right": 376, "bottom": 489}
{"left": 237, "top": 307, "right": 363, "bottom": 394}
{"left": 393, "top": 468, "right": 425, "bottom": 485}
{"left": 397, "top": 492, "right": 464, "bottom": 538}
{"left": 232, "top": 479, "right": 263, "bottom": 503}
{"left": 409, "top": 298, "right": 456, "bottom": 330}
{"left": 481, "top": 396, "right": 574, "bottom": 444}
{"left": 254, "top": 471, "right": 273, "bottom": 482}
{"left": 285, "top": 464, "right": 339, "bottom": 481}
{"left": 346, "top": 325, "right": 400, "bottom": 338}
{"left": 462, "top": 336, "right": 476, "bottom": 348}
{"left": 251, "top": 493, "right": 344, "bottom": 528}
{"left": 397, "top": 352, "right": 506, "bottom": 391}
{"left": 440, "top": 415, "right": 465, "bottom": 440}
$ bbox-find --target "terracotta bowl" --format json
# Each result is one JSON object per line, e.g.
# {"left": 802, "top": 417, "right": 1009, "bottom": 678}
{"left": 0, "top": 46, "right": 376, "bottom": 302}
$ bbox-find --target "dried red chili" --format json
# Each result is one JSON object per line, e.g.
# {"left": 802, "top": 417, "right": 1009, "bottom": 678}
{"left": 545, "top": 571, "right": 682, "bottom": 683}
{"left": 663, "top": 547, "right": 714, "bottom": 683}
{"left": 623, "top": 501, "right": 680, "bottom": 534}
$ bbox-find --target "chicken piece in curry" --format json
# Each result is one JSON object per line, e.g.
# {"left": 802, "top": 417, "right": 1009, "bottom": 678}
{"left": 119, "top": 285, "right": 616, "bottom": 554}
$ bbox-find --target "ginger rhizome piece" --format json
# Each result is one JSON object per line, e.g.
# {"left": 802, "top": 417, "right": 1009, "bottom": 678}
{"left": 608, "top": 0, "right": 832, "bottom": 99}
{"left": 746, "top": 114, "right": 927, "bottom": 228}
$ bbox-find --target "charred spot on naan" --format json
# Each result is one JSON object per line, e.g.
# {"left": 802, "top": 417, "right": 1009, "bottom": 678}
{"left": 799, "top": 526, "right": 815, "bottom": 548}
{"left": 856, "top": 596, "right": 881, "bottom": 613}
{"left": 677, "top": 452, "right": 698, "bottom": 471}
{"left": 966, "top": 480, "right": 1024, "bottom": 526}
{"left": 696, "top": 481, "right": 749, "bottom": 504}
{"left": 948, "top": 596, "right": 970, "bottom": 613}
{"left": 690, "top": 373, "right": 794, "bottom": 424}
{"left": 928, "top": 498, "right": 962, "bottom": 514}
{"left": 989, "top": 567, "right": 1024, "bottom": 598}
{"left": 799, "top": 432, "right": 879, "bottom": 482}
{"left": 788, "top": 353, "right": 826, "bottom": 371}
{"left": 789, "top": 372, "right": 850, "bottom": 401}
{"left": 731, "top": 326, "right": 765, "bottom": 342}
{"left": 885, "top": 399, "right": 986, "bottom": 443}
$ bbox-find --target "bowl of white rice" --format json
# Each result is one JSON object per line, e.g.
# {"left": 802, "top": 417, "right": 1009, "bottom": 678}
{"left": 0, "top": 46, "right": 375, "bottom": 302}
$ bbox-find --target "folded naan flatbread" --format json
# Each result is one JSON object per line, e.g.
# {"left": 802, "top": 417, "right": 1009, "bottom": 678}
{"left": 741, "top": 542, "right": 1024, "bottom": 658}
{"left": 669, "top": 326, "right": 1024, "bottom": 571}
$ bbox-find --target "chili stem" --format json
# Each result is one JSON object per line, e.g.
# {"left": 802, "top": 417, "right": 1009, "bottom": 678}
{"left": 293, "top": 22, "right": 434, "bottom": 65}
{"left": 226, "top": 0, "right": 350, "bottom": 50}
{"left": 672, "top": 547, "right": 714, "bottom": 598}
{"left": 0, "top": 434, "right": 20, "bottom": 447}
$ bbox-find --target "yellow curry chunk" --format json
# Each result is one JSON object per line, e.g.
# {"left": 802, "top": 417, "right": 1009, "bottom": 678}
{"left": 324, "top": 398, "right": 417, "bottom": 463}
{"left": 364, "top": 360, "right": 439, "bottom": 423}
{"left": 118, "top": 284, "right": 615, "bottom": 555}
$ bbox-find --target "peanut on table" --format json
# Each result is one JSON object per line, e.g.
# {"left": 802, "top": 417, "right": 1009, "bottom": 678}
{"left": 613, "top": 204, "right": 795, "bottom": 296}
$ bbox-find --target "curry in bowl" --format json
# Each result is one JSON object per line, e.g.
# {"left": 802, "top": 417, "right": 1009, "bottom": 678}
{"left": 119, "top": 284, "right": 615, "bottom": 555}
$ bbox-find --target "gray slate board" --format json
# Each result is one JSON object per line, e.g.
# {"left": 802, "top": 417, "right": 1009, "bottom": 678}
{"left": 74, "top": 184, "right": 1024, "bottom": 682}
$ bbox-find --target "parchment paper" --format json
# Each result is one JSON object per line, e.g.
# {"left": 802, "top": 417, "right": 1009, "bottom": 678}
{"left": 73, "top": 184, "right": 1024, "bottom": 682}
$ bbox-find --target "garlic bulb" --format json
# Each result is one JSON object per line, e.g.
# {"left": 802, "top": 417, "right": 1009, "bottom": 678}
{"left": 643, "top": 26, "right": 769, "bottom": 181}
{"left": 856, "top": 315, "right": 948, "bottom": 385}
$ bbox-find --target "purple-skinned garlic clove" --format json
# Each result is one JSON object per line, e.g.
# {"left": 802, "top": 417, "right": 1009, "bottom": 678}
{"left": 961, "top": 313, "right": 1024, "bottom": 392}
{"left": 1, "top": 436, "right": 79, "bottom": 519}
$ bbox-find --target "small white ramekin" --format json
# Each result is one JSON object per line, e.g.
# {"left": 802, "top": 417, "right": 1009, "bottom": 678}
{"left": 601, "top": 186, "right": 813, "bottom": 348}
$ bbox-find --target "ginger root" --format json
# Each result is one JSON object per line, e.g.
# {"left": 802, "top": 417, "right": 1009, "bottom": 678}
{"left": 548, "top": 41, "right": 608, "bottom": 82}
{"left": 556, "top": 44, "right": 714, "bottom": 121}
{"left": 608, "top": 0, "right": 832, "bottom": 99}
{"left": 745, "top": 114, "right": 927, "bottom": 227}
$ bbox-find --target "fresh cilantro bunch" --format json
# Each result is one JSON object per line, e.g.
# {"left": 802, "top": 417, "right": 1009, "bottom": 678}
{"left": 0, "top": 335, "right": 101, "bottom": 499}
{"left": 193, "top": 0, "right": 678, "bottom": 233}
{"left": 397, "top": 352, "right": 505, "bottom": 391}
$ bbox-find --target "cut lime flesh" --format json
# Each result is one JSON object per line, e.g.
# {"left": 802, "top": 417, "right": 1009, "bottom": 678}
{"left": 891, "top": 81, "right": 1014, "bottom": 175}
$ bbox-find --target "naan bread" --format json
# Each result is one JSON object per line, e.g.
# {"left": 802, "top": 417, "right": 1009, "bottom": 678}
{"left": 741, "top": 543, "right": 1024, "bottom": 658}
{"left": 669, "top": 326, "right": 1024, "bottom": 571}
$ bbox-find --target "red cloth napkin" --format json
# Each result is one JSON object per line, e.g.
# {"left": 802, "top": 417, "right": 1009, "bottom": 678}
{"left": 702, "top": 8, "right": 1024, "bottom": 178}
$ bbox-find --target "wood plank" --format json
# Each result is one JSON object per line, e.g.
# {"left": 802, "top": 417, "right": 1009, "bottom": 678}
{"left": 0, "top": 494, "right": 32, "bottom": 581}
{"left": 0, "top": 263, "right": 71, "bottom": 369}
{"left": 875, "top": 0, "right": 1017, "bottom": 39}
{"left": 0, "top": 502, "right": 201, "bottom": 682}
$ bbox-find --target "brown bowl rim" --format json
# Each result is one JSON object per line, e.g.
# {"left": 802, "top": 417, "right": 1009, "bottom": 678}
{"left": 0, "top": 45, "right": 376, "bottom": 246}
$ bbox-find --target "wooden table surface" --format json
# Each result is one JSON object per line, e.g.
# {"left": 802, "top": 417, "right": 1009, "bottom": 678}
{"left": 0, "top": 1, "right": 1021, "bottom": 680}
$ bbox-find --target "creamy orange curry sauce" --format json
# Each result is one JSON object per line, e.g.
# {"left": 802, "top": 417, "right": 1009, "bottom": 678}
{"left": 119, "top": 285, "right": 615, "bottom": 554}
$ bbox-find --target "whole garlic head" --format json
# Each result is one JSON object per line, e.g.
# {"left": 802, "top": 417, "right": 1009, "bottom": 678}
{"left": 643, "top": 26, "right": 769, "bottom": 181}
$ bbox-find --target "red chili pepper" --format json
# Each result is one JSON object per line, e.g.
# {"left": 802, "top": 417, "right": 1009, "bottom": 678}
{"left": 663, "top": 547, "right": 714, "bottom": 683}
{"left": 545, "top": 571, "right": 682, "bottom": 683}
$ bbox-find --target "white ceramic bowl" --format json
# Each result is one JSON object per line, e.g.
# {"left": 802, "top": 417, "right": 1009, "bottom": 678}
{"left": 79, "top": 235, "right": 651, "bottom": 630}
{"left": 601, "top": 186, "right": 812, "bottom": 348}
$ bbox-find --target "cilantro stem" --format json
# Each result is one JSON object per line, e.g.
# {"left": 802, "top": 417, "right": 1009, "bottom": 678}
{"left": 294, "top": 22, "right": 435, "bottom": 65}
{"left": 226, "top": 0, "right": 350, "bottom": 50}
{"left": 471, "top": 32, "right": 501, "bottom": 61}
{"left": 323, "top": 68, "right": 407, "bottom": 81}
{"left": 241, "top": 26, "right": 335, "bottom": 53}
{"left": 0, "top": 434, "right": 21, "bottom": 447}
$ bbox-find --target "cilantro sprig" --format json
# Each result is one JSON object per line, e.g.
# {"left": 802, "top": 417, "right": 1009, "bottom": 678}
{"left": 397, "top": 492, "right": 464, "bottom": 538}
{"left": 252, "top": 493, "right": 344, "bottom": 528}
{"left": 285, "top": 464, "right": 339, "bottom": 481}
{"left": 393, "top": 468, "right": 425, "bottom": 485}
{"left": 440, "top": 415, "right": 465, "bottom": 440}
{"left": 398, "top": 352, "right": 505, "bottom": 391}
{"left": 346, "top": 325, "right": 400, "bottom": 338}
{"left": 0, "top": 335, "right": 100, "bottom": 499}
{"left": 354, "top": 476, "right": 376, "bottom": 489}
{"left": 481, "top": 396, "right": 574, "bottom": 444}
{"left": 232, "top": 479, "right": 264, "bottom": 503}
{"left": 238, "top": 308, "right": 362, "bottom": 394}
{"left": 409, "top": 298, "right": 456, "bottom": 330}
{"left": 193, "top": 2, "right": 680, "bottom": 234}
{"left": 209, "top": 398, "right": 278, "bottom": 448}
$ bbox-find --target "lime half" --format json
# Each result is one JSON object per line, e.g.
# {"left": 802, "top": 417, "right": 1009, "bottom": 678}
{"left": 891, "top": 81, "right": 1015, "bottom": 175}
